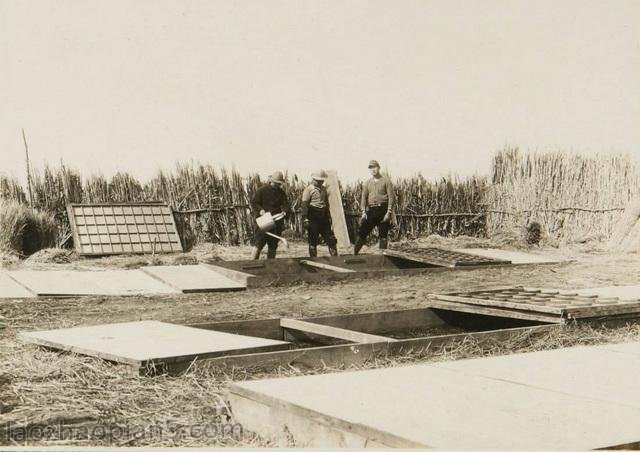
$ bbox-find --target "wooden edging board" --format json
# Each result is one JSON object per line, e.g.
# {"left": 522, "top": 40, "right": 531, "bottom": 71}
{"left": 280, "top": 318, "right": 397, "bottom": 344}
{"left": 190, "top": 307, "right": 449, "bottom": 340}
{"left": 161, "top": 324, "right": 560, "bottom": 375}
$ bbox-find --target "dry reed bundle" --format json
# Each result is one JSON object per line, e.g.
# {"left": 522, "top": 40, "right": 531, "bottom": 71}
{"left": 0, "top": 201, "right": 57, "bottom": 256}
{"left": 488, "top": 148, "right": 640, "bottom": 243}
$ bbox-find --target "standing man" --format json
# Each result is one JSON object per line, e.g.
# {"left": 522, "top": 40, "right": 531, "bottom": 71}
{"left": 251, "top": 171, "right": 290, "bottom": 259}
{"left": 354, "top": 160, "right": 395, "bottom": 255}
{"left": 301, "top": 170, "right": 338, "bottom": 257}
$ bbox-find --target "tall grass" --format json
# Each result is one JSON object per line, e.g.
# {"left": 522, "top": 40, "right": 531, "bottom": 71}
{"left": 488, "top": 148, "right": 640, "bottom": 241}
{"left": 0, "top": 201, "right": 58, "bottom": 256}
{"left": 0, "top": 162, "right": 486, "bottom": 245}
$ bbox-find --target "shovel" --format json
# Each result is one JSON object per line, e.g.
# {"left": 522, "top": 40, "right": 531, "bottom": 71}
{"left": 256, "top": 212, "right": 289, "bottom": 250}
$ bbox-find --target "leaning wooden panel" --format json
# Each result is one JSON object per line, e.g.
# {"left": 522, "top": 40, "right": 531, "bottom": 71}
{"left": 325, "top": 170, "right": 351, "bottom": 247}
{"left": 66, "top": 202, "right": 183, "bottom": 256}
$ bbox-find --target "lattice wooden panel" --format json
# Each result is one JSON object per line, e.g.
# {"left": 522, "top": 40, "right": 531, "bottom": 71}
{"left": 433, "top": 287, "right": 640, "bottom": 320}
{"left": 67, "top": 203, "right": 183, "bottom": 256}
{"left": 386, "top": 247, "right": 511, "bottom": 268}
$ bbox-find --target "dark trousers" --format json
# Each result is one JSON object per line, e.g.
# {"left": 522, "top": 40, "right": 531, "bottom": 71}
{"left": 253, "top": 221, "right": 284, "bottom": 257}
{"left": 307, "top": 206, "right": 337, "bottom": 256}
{"left": 358, "top": 204, "right": 390, "bottom": 241}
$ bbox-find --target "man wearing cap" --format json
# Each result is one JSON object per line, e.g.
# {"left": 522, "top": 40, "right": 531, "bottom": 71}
{"left": 250, "top": 171, "right": 290, "bottom": 259}
{"left": 301, "top": 170, "right": 338, "bottom": 257}
{"left": 354, "top": 160, "right": 395, "bottom": 255}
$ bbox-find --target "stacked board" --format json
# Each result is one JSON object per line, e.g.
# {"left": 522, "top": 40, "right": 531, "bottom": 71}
{"left": 67, "top": 202, "right": 183, "bottom": 256}
{"left": 431, "top": 286, "right": 640, "bottom": 322}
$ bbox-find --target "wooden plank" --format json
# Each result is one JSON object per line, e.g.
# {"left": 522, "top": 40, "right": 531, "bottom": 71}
{"left": 141, "top": 265, "right": 246, "bottom": 292}
{"left": 563, "top": 302, "right": 640, "bottom": 319}
{"left": 433, "top": 294, "right": 564, "bottom": 315}
{"left": 299, "top": 260, "right": 355, "bottom": 273}
{"left": 201, "top": 263, "right": 257, "bottom": 287}
{"left": 229, "top": 388, "right": 425, "bottom": 448}
{"left": 229, "top": 340, "right": 640, "bottom": 449}
{"left": 189, "top": 308, "right": 447, "bottom": 340}
{"left": 20, "top": 320, "right": 290, "bottom": 367}
{"left": 281, "top": 318, "right": 396, "bottom": 344}
{"left": 427, "top": 299, "right": 564, "bottom": 323}
{"left": 307, "top": 307, "right": 447, "bottom": 333}
{"left": 190, "top": 318, "right": 284, "bottom": 340}
{"left": 325, "top": 170, "right": 351, "bottom": 247}
{"left": 179, "top": 324, "right": 561, "bottom": 374}
{"left": 0, "top": 273, "right": 36, "bottom": 298}
{"left": 434, "top": 344, "right": 640, "bottom": 408}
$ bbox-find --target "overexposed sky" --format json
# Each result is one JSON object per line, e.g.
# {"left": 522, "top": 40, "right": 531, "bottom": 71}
{"left": 1, "top": 0, "right": 639, "bottom": 183}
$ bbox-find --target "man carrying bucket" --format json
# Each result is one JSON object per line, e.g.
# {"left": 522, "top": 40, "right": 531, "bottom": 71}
{"left": 250, "top": 171, "right": 290, "bottom": 259}
{"left": 354, "top": 160, "right": 395, "bottom": 255}
{"left": 301, "top": 170, "right": 338, "bottom": 257}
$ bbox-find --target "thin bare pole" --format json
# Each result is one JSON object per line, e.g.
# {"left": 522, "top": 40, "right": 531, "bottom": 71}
{"left": 22, "top": 128, "right": 34, "bottom": 206}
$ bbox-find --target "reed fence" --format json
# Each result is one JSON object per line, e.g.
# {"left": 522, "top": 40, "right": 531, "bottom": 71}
{"left": 0, "top": 149, "right": 636, "bottom": 248}
{"left": 0, "top": 163, "right": 487, "bottom": 246}
{"left": 487, "top": 148, "right": 639, "bottom": 241}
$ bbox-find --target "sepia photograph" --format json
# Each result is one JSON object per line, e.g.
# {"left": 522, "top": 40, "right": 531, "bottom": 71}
{"left": 1, "top": 0, "right": 639, "bottom": 449}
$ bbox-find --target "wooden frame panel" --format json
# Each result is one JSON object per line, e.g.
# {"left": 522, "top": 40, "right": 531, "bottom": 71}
{"left": 67, "top": 202, "right": 183, "bottom": 256}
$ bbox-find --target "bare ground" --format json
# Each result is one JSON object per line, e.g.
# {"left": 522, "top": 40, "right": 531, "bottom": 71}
{"left": 1, "top": 237, "right": 640, "bottom": 447}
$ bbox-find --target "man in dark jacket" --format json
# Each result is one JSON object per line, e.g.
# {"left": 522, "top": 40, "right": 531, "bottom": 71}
{"left": 354, "top": 160, "right": 395, "bottom": 255}
{"left": 251, "top": 171, "right": 290, "bottom": 259}
{"left": 301, "top": 169, "right": 338, "bottom": 257}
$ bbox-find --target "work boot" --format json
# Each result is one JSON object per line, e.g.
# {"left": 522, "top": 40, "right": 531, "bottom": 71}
{"left": 328, "top": 244, "right": 338, "bottom": 256}
{"left": 308, "top": 245, "right": 318, "bottom": 258}
{"left": 353, "top": 237, "right": 365, "bottom": 255}
{"left": 379, "top": 238, "right": 388, "bottom": 250}
{"left": 267, "top": 248, "right": 277, "bottom": 259}
{"left": 251, "top": 247, "right": 261, "bottom": 260}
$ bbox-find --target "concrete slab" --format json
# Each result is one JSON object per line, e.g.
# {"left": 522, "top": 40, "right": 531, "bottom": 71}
{"left": 230, "top": 343, "right": 640, "bottom": 449}
{"left": 0, "top": 273, "right": 35, "bottom": 298}
{"left": 573, "top": 285, "right": 640, "bottom": 301}
{"left": 141, "top": 265, "right": 246, "bottom": 292}
{"left": 21, "top": 320, "right": 289, "bottom": 366}
{"left": 8, "top": 270, "right": 178, "bottom": 296}
{"left": 453, "top": 248, "right": 564, "bottom": 265}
